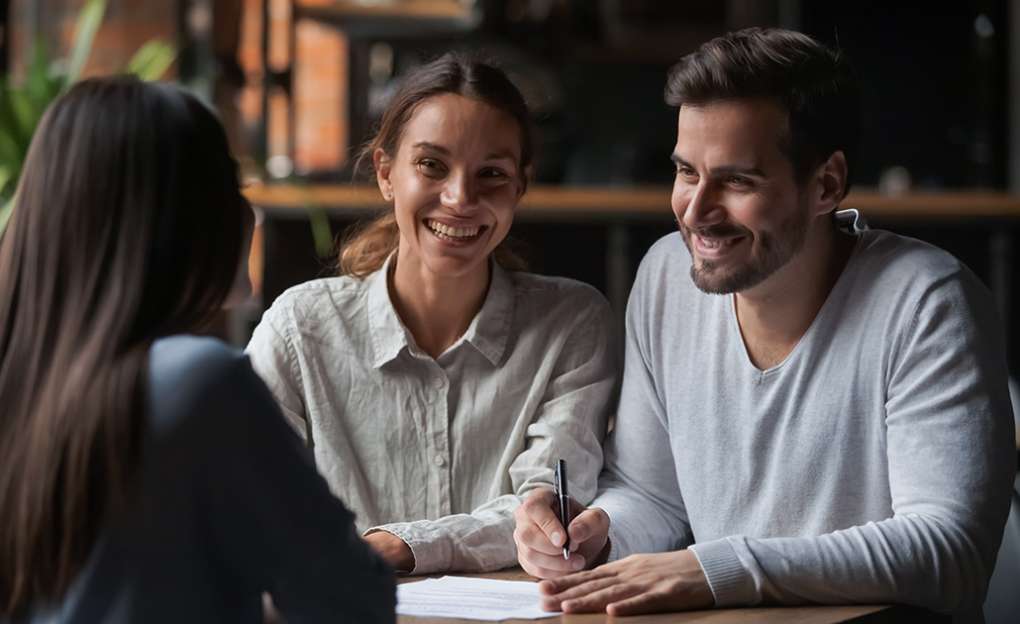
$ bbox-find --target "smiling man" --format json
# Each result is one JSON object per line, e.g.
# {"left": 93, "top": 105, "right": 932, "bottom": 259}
{"left": 513, "top": 28, "right": 1016, "bottom": 620}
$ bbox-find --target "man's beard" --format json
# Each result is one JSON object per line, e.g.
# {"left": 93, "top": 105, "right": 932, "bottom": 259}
{"left": 680, "top": 210, "right": 810, "bottom": 295}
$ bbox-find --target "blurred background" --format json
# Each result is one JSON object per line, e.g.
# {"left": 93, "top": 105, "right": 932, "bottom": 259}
{"left": 1, "top": 0, "right": 1018, "bottom": 370}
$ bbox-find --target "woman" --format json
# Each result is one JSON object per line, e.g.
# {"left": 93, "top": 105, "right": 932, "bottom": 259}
{"left": 246, "top": 54, "right": 619, "bottom": 575}
{"left": 0, "top": 77, "right": 394, "bottom": 623}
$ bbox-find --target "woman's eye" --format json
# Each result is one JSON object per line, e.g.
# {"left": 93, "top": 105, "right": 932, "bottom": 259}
{"left": 416, "top": 158, "right": 446, "bottom": 177}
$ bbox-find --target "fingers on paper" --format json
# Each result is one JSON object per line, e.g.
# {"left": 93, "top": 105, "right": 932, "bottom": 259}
{"left": 559, "top": 581, "right": 643, "bottom": 614}
{"left": 605, "top": 590, "right": 674, "bottom": 616}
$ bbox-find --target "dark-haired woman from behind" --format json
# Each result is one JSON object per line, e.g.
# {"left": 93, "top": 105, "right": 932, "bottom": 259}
{"left": 0, "top": 77, "right": 394, "bottom": 623}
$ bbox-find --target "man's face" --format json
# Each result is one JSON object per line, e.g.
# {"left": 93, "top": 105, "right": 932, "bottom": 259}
{"left": 671, "top": 99, "right": 813, "bottom": 295}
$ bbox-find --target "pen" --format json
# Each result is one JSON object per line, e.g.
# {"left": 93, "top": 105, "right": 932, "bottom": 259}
{"left": 554, "top": 459, "right": 570, "bottom": 560}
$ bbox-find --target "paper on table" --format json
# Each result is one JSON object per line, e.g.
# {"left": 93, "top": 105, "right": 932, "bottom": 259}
{"left": 397, "top": 576, "right": 559, "bottom": 621}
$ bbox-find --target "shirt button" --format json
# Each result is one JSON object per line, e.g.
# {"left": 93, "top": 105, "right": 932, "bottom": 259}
{"left": 434, "top": 454, "right": 446, "bottom": 467}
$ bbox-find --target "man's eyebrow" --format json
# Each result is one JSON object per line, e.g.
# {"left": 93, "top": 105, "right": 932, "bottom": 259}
{"left": 670, "top": 153, "right": 765, "bottom": 177}
{"left": 484, "top": 149, "right": 518, "bottom": 161}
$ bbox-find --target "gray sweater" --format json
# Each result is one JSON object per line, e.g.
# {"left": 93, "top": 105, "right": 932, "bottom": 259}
{"left": 594, "top": 230, "right": 1016, "bottom": 618}
{"left": 17, "top": 336, "right": 395, "bottom": 623}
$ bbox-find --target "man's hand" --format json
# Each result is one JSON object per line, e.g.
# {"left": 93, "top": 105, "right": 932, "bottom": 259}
{"left": 513, "top": 488, "right": 611, "bottom": 578}
{"left": 364, "top": 530, "right": 415, "bottom": 572}
{"left": 537, "top": 550, "right": 714, "bottom": 615}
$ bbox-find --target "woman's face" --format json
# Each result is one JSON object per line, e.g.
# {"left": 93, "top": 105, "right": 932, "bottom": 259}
{"left": 375, "top": 93, "right": 525, "bottom": 280}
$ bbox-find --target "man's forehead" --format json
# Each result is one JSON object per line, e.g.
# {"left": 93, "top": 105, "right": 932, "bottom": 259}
{"left": 674, "top": 99, "right": 791, "bottom": 163}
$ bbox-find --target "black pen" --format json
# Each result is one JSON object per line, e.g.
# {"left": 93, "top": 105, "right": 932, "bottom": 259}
{"left": 554, "top": 459, "right": 570, "bottom": 560}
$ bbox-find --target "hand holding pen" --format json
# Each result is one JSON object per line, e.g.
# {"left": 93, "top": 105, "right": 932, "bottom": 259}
{"left": 512, "top": 461, "right": 612, "bottom": 579}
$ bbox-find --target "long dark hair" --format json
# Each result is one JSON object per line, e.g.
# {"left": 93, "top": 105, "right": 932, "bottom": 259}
{"left": 0, "top": 76, "right": 247, "bottom": 615}
{"left": 338, "top": 52, "right": 532, "bottom": 277}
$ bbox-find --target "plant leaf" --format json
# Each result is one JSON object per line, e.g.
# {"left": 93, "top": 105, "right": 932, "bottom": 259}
{"left": 65, "top": 0, "right": 107, "bottom": 88}
{"left": 0, "top": 166, "right": 11, "bottom": 199}
{"left": 126, "top": 41, "right": 175, "bottom": 81}
{"left": 0, "top": 195, "right": 14, "bottom": 236}
{"left": 308, "top": 208, "right": 334, "bottom": 258}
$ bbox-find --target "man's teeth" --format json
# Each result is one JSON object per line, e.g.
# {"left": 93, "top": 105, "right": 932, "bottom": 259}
{"left": 698, "top": 235, "right": 739, "bottom": 249}
{"left": 426, "top": 219, "right": 481, "bottom": 239}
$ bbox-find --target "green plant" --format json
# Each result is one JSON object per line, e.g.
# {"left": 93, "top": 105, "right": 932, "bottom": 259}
{"left": 0, "top": 0, "right": 175, "bottom": 233}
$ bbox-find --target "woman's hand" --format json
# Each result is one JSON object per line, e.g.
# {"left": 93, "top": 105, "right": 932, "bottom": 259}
{"left": 364, "top": 530, "right": 415, "bottom": 572}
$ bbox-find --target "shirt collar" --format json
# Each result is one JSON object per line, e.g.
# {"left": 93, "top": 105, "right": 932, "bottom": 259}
{"left": 366, "top": 253, "right": 410, "bottom": 368}
{"left": 365, "top": 253, "right": 516, "bottom": 368}
{"left": 462, "top": 261, "right": 515, "bottom": 366}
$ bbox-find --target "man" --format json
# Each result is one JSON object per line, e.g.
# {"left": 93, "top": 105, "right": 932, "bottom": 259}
{"left": 514, "top": 27, "right": 1016, "bottom": 619}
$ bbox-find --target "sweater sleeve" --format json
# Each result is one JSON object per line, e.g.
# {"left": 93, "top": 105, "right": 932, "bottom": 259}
{"left": 689, "top": 269, "right": 1017, "bottom": 615}
{"left": 369, "top": 295, "right": 618, "bottom": 574}
{"left": 591, "top": 258, "right": 694, "bottom": 560}
{"left": 198, "top": 355, "right": 396, "bottom": 623}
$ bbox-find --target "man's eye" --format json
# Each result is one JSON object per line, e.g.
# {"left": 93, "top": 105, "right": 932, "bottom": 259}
{"left": 479, "top": 167, "right": 508, "bottom": 179}
{"left": 676, "top": 167, "right": 697, "bottom": 179}
{"left": 727, "top": 175, "right": 751, "bottom": 187}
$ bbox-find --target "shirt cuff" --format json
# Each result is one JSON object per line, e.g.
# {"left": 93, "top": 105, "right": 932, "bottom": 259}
{"left": 689, "top": 538, "right": 756, "bottom": 607}
{"left": 366, "top": 523, "right": 449, "bottom": 575}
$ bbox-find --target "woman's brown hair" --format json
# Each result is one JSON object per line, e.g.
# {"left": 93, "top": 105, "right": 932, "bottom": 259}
{"left": 0, "top": 76, "right": 247, "bottom": 615}
{"left": 338, "top": 53, "right": 532, "bottom": 277}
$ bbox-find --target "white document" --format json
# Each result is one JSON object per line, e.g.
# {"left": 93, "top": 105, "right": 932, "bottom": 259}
{"left": 396, "top": 576, "right": 560, "bottom": 621}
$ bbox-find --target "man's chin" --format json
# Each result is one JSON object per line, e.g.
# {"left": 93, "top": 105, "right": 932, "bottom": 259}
{"left": 689, "top": 263, "right": 766, "bottom": 295}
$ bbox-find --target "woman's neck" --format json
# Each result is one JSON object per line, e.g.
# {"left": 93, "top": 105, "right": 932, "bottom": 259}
{"left": 389, "top": 252, "right": 491, "bottom": 359}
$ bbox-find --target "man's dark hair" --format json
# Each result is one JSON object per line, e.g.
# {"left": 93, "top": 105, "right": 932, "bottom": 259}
{"left": 666, "top": 27, "right": 860, "bottom": 197}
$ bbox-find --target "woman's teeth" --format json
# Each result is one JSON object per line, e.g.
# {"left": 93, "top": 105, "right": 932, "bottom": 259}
{"left": 425, "top": 219, "right": 482, "bottom": 239}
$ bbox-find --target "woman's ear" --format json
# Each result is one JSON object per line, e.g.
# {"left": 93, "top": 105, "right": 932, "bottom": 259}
{"left": 374, "top": 148, "right": 394, "bottom": 201}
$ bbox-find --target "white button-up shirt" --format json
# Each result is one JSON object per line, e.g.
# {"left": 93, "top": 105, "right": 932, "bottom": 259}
{"left": 246, "top": 255, "right": 619, "bottom": 573}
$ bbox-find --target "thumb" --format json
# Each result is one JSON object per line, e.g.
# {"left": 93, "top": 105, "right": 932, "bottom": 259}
{"left": 568, "top": 507, "right": 608, "bottom": 544}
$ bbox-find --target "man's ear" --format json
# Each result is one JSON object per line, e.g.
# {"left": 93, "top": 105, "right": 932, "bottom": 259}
{"left": 813, "top": 150, "right": 848, "bottom": 216}
{"left": 516, "top": 164, "right": 533, "bottom": 198}
{"left": 374, "top": 148, "right": 394, "bottom": 201}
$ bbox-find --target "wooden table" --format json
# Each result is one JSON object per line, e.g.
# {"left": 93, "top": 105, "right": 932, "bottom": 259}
{"left": 397, "top": 569, "right": 939, "bottom": 623}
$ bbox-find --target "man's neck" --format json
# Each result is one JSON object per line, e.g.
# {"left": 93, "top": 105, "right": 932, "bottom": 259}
{"left": 734, "top": 223, "right": 856, "bottom": 370}
{"left": 389, "top": 251, "right": 490, "bottom": 360}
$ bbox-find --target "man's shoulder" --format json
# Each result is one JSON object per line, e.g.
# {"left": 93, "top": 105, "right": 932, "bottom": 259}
{"left": 641, "top": 232, "right": 691, "bottom": 268}
{"left": 851, "top": 229, "right": 974, "bottom": 296}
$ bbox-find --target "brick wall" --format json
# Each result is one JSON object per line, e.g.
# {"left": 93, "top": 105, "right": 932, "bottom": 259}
{"left": 8, "top": 0, "right": 348, "bottom": 175}
{"left": 8, "top": 0, "right": 177, "bottom": 79}
{"left": 237, "top": 0, "right": 347, "bottom": 175}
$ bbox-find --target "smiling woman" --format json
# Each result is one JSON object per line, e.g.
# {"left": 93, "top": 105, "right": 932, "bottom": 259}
{"left": 246, "top": 53, "right": 620, "bottom": 577}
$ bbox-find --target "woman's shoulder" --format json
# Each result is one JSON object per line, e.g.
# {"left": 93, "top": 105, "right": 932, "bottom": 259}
{"left": 505, "top": 271, "right": 613, "bottom": 328}
{"left": 509, "top": 271, "right": 609, "bottom": 307}
{"left": 260, "top": 275, "right": 369, "bottom": 330}
{"left": 147, "top": 335, "right": 267, "bottom": 434}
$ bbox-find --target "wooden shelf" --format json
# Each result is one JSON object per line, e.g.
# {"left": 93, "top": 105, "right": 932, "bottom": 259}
{"left": 245, "top": 184, "right": 1020, "bottom": 222}
{"left": 296, "top": 0, "right": 472, "bottom": 23}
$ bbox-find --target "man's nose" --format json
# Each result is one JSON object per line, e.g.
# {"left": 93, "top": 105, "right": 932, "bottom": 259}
{"left": 676, "top": 182, "right": 722, "bottom": 230}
